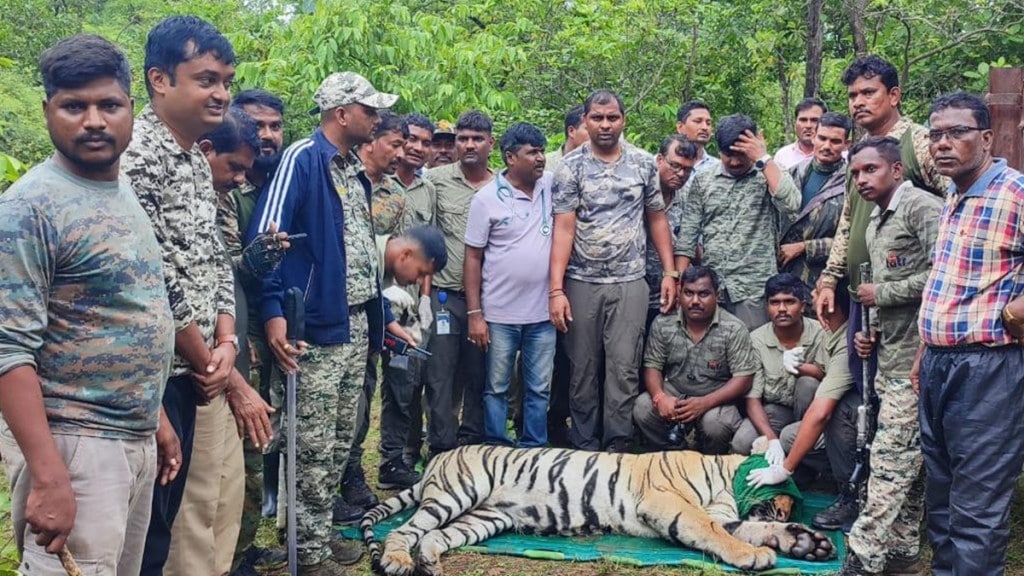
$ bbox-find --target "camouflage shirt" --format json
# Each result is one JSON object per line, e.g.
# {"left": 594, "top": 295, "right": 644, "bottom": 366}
{"left": 371, "top": 175, "right": 408, "bottom": 236}
{"left": 675, "top": 164, "right": 801, "bottom": 303}
{"left": 644, "top": 307, "right": 759, "bottom": 398}
{"left": 427, "top": 162, "right": 494, "bottom": 290}
{"left": 747, "top": 318, "right": 828, "bottom": 406}
{"left": 0, "top": 160, "right": 174, "bottom": 438}
{"left": 553, "top": 142, "right": 664, "bottom": 283}
{"left": 646, "top": 187, "right": 684, "bottom": 309}
{"left": 122, "top": 105, "right": 235, "bottom": 376}
{"left": 330, "top": 151, "right": 378, "bottom": 306}
{"left": 865, "top": 182, "right": 942, "bottom": 377}
{"left": 218, "top": 181, "right": 257, "bottom": 268}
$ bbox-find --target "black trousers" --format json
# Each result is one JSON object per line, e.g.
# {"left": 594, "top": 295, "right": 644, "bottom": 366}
{"left": 139, "top": 375, "right": 198, "bottom": 576}
{"left": 920, "top": 344, "right": 1024, "bottom": 576}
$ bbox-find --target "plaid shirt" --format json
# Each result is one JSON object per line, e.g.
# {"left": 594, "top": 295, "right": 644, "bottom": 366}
{"left": 919, "top": 159, "right": 1024, "bottom": 346}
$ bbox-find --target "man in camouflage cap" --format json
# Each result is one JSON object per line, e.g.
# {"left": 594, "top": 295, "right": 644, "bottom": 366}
{"left": 246, "top": 71, "right": 397, "bottom": 575}
{"left": 429, "top": 119, "right": 457, "bottom": 168}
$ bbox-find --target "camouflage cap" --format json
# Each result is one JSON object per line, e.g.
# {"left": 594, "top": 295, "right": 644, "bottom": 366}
{"left": 433, "top": 119, "right": 456, "bottom": 139}
{"left": 311, "top": 72, "right": 398, "bottom": 114}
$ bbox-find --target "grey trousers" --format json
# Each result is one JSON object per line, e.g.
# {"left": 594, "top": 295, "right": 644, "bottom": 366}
{"left": 632, "top": 393, "right": 743, "bottom": 454}
{"left": 724, "top": 296, "right": 768, "bottom": 332}
{"left": 565, "top": 278, "right": 647, "bottom": 450}
{"left": 731, "top": 375, "right": 820, "bottom": 454}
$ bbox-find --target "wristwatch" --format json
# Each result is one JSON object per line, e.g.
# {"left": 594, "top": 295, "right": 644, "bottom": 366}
{"left": 754, "top": 154, "right": 773, "bottom": 171}
{"left": 663, "top": 270, "right": 680, "bottom": 279}
{"left": 216, "top": 334, "right": 240, "bottom": 353}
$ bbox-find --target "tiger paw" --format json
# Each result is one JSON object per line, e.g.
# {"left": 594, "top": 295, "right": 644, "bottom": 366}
{"left": 735, "top": 546, "right": 777, "bottom": 571}
{"left": 414, "top": 561, "right": 444, "bottom": 576}
{"left": 379, "top": 548, "right": 416, "bottom": 576}
{"left": 767, "top": 523, "right": 835, "bottom": 561}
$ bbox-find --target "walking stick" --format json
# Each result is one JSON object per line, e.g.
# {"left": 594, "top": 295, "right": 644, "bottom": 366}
{"left": 58, "top": 547, "right": 83, "bottom": 576}
{"left": 284, "top": 287, "right": 304, "bottom": 576}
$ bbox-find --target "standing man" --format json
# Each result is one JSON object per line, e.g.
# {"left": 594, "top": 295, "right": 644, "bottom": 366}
{"left": 0, "top": 34, "right": 174, "bottom": 576}
{"left": 774, "top": 98, "right": 827, "bottom": 169}
{"left": 675, "top": 100, "right": 721, "bottom": 176}
{"left": 550, "top": 89, "right": 677, "bottom": 452}
{"left": 546, "top": 104, "right": 589, "bottom": 174}
{"left": 675, "top": 114, "right": 801, "bottom": 330}
{"left": 779, "top": 112, "right": 852, "bottom": 298}
{"left": 465, "top": 122, "right": 555, "bottom": 448}
{"left": 246, "top": 71, "right": 398, "bottom": 575}
{"left": 646, "top": 135, "right": 699, "bottom": 328}
{"left": 423, "top": 110, "right": 496, "bottom": 456}
{"left": 120, "top": 16, "right": 239, "bottom": 575}
{"left": 916, "top": 92, "right": 1024, "bottom": 576}
{"left": 840, "top": 136, "right": 940, "bottom": 576}
{"left": 428, "top": 119, "right": 457, "bottom": 168}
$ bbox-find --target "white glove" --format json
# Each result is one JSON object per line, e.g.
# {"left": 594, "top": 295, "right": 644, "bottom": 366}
{"left": 383, "top": 285, "right": 416, "bottom": 311}
{"left": 746, "top": 464, "right": 792, "bottom": 488}
{"left": 782, "top": 346, "right": 806, "bottom": 375}
{"left": 765, "top": 438, "right": 785, "bottom": 467}
{"left": 418, "top": 295, "right": 434, "bottom": 330}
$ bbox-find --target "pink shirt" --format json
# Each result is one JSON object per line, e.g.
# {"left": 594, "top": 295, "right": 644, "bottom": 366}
{"left": 465, "top": 171, "right": 553, "bottom": 325}
{"left": 774, "top": 142, "right": 814, "bottom": 169}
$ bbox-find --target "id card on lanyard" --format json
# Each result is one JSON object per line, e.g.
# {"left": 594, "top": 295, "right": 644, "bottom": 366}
{"left": 436, "top": 290, "right": 451, "bottom": 335}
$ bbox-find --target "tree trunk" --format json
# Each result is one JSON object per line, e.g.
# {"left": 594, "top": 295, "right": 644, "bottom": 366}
{"left": 846, "top": 0, "right": 869, "bottom": 55}
{"left": 804, "top": 0, "right": 824, "bottom": 97}
{"left": 682, "top": 22, "right": 699, "bottom": 102}
{"left": 778, "top": 54, "right": 793, "bottom": 138}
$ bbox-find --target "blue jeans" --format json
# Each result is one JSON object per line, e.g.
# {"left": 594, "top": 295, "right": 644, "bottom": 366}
{"left": 484, "top": 322, "right": 555, "bottom": 448}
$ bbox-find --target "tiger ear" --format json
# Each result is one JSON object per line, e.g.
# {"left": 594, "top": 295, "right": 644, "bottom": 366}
{"left": 751, "top": 436, "right": 769, "bottom": 455}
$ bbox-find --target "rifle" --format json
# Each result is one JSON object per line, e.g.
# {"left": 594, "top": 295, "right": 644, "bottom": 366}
{"left": 848, "top": 262, "right": 879, "bottom": 507}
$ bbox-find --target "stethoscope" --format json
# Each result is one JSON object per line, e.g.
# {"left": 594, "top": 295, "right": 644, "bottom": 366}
{"left": 495, "top": 172, "right": 551, "bottom": 236}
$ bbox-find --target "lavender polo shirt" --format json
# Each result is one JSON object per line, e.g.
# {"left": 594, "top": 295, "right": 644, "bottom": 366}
{"left": 464, "top": 171, "right": 554, "bottom": 325}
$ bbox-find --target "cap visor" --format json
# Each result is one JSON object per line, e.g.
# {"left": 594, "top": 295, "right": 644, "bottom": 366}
{"left": 359, "top": 92, "right": 399, "bottom": 109}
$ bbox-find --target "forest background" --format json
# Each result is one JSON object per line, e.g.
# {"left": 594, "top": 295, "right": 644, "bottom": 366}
{"left": 1, "top": 0, "right": 1023, "bottom": 184}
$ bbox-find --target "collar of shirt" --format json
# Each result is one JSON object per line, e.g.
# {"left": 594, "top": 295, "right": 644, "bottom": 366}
{"left": 714, "top": 162, "right": 756, "bottom": 181}
{"left": 951, "top": 158, "right": 1009, "bottom": 199}
{"left": 811, "top": 158, "right": 846, "bottom": 175}
{"left": 869, "top": 180, "right": 914, "bottom": 219}
{"left": 760, "top": 319, "right": 819, "bottom": 351}
{"left": 677, "top": 306, "right": 722, "bottom": 342}
{"left": 497, "top": 170, "right": 550, "bottom": 201}
{"left": 695, "top": 152, "right": 719, "bottom": 171}
{"left": 138, "top": 105, "right": 196, "bottom": 158}
{"left": 884, "top": 115, "right": 916, "bottom": 141}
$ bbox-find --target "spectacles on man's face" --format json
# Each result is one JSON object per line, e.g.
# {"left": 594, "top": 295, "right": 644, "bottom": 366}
{"left": 666, "top": 160, "right": 693, "bottom": 175}
{"left": 927, "top": 125, "right": 985, "bottom": 143}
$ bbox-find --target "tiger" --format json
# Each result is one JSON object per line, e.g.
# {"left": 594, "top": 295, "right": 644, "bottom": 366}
{"left": 360, "top": 444, "right": 836, "bottom": 575}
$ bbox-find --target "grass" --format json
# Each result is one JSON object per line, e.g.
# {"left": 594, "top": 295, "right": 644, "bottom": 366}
{"left": 5, "top": 388, "right": 1024, "bottom": 575}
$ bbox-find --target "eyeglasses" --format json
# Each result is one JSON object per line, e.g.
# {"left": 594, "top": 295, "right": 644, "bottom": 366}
{"left": 666, "top": 161, "right": 693, "bottom": 175}
{"left": 927, "top": 125, "right": 985, "bottom": 143}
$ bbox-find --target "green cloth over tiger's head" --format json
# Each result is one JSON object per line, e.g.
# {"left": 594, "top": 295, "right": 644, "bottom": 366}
{"left": 732, "top": 454, "right": 804, "bottom": 519}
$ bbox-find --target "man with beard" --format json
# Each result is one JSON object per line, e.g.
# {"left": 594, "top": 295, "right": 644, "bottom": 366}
{"left": 424, "top": 110, "right": 496, "bottom": 456}
{"left": 779, "top": 112, "right": 852, "bottom": 298}
{"left": 774, "top": 98, "right": 827, "bottom": 169}
{"left": 730, "top": 273, "right": 827, "bottom": 458}
{"left": 632, "top": 266, "right": 758, "bottom": 453}
{"left": 428, "top": 119, "right": 457, "bottom": 168}
{"left": 0, "top": 34, "right": 174, "bottom": 575}
{"left": 546, "top": 104, "right": 589, "bottom": 174}
{"left": 550, "top": 89, "right": 677, "bottom": 452}
{"left": 120, "top": 16, "right": 238, "bottom": 575}
{"left": 246, "top": 71, "right": 399, "bottom": 575}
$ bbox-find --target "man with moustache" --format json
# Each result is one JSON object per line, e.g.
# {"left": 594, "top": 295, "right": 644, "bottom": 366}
{"left": 423, "top": 110, "right": 496, "bottom": 456}
{"left": 632, "top": 266, "right": 759, "bottom": 453}
{"left": 428, "top": 119, "right": 457, "bottom": 168}
{"left": 675, "top": 100, "right": 721, "bottom": 180}
{"left": 120, "top": 16, "right": 239, "bottom": 575}
{"left": 550, "top": 89, "right": 678, "bottom": 452}
{"left": 465, "top": 122, "right": 554, "bottom": 448}
{"left": 0, "top": 34, "right": 174, "bottom": 576}
{"left": 915, "top": 92, "right": 1024, "bottom": 576}
{"left": 779, "top": 112, "right": 853, "bottom": 298}
{"left": 774, "top": 98, "right": 827, "bottom": 169}
{"left": 246, "top": 71, "right": 399, "bottom": 575}
{"left": 546, "top": 104, "right": 589, "bottom": 174}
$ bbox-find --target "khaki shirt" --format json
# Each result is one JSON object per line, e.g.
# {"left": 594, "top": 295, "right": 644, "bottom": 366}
{"left": 816, "top": 322, "right": 854, "bottom": 401}
{"left": 748, "top": 318, "right": 828, "bottom": 406}
{"left": 644, "top": 307, "right": 759, "bottom": 397}
{"left": 427, "top": 162, "right": 494, "bottom": 290}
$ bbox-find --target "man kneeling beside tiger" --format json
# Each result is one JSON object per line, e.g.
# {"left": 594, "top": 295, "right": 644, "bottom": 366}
{"left": 361, "top": 443, "right": 835, "bottom": 574}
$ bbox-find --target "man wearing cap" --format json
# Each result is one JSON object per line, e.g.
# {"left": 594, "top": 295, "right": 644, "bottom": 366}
{"left": 429, "top": 119, "right": 457, "bottom": 168}
{"left": 245, "top": 71, "right": 398, "bottom": 576}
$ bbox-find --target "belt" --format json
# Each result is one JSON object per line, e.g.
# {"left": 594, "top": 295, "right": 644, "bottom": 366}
{"left": 926, "top": 342, "right": 1015, "bottom": 354}
{"left": 433, "top": 287, "right": 466, "bottom": 298}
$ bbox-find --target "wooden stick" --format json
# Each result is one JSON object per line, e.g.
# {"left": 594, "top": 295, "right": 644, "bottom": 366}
{"left": 57, "top": 547, "right": 83, "bottom": 576}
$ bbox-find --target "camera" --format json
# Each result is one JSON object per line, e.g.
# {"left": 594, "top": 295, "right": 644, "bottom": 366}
{"left": 667, "top": 422, "right": 687, "bottom": 445}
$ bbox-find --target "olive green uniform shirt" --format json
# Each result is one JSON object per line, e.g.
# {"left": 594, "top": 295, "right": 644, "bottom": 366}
{"left": 747, "top": 318, "right": 828, "bottom": 406}
{"left": 816, "top": 321, "right": 855, "bottom": 401}
{"left": 427, "top": 162, "right": 494, "bottom": 290}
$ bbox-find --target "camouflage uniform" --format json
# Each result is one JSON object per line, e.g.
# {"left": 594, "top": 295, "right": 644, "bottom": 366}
{"left": 632, "top": 308, "right": 759, "bottom": 453}
{"left": 645, "top": 188, "right": 685, "bottom": 312}
{"left": 553, "top": 142, "right": 665, "bottom": 450}
{"left": 780, "top": 158, "right": 847, "bottom": 296}
{"left": 675, "top": 163, "right": 801, "bottom": 328}
{"left": 0, "top": 159, "right": 173, "bottom": 576}
{"left": 848, "top": 182, "right": 942, "bottom": 573}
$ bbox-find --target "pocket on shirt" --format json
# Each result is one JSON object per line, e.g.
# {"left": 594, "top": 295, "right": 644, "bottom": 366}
{"left": 436, "top": 195, "right": 468, "bottom": 233}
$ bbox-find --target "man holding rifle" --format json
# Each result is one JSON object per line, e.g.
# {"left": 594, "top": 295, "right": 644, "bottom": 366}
{"left": 838, "top": 137, "right": 941, "bottom": 576}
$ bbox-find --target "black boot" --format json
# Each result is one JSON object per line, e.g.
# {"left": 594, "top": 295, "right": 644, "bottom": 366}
{"left": 332, "top": 496, "right": 365, "bottom": 525}
{"left": 341, "top": 463, "right": 379, "bottom": 509}
{"left": 378, "top": 458, "right": 421, "bottom": 490}
{"left": 813, "top": 487, "right": 859, "bottom": 532}
{"left": 262, "top": 450, "right": 280, "bottom": 517}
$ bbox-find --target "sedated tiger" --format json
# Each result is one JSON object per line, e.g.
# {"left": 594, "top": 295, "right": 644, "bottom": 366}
{"left": 361, "top": 444, "right": 835, "bottom": 575}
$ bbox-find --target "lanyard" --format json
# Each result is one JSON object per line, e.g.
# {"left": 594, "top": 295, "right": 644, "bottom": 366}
{"left": 495, "top": 172, "right": 550, "bottom": 236}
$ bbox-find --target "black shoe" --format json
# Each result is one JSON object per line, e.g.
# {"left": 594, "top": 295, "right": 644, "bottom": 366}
{"left": 329, "top": 538, "right": 365, "bottom": 565}
{"left": 229, "top": 562, "right": 259, "bottom": 576}
{"left": 247, "top": 545, "right": 287, "bottom": 568}
{"left": 332, "top": 496, "right": 365, "bottom": 525}
{"left": 836, "top": 551, "right": 879, "bottom": 575}
{"left": 341, "top": 464, "right": 379, "bottom": 509}
{"left": 378, "top": 458, "right": 421, "bottom": 490}
{"left": 813, "top": 490, "right": 858, "bottom": 532}
{"left": 262, "top": 487, "right": 278, "bottom": 518}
